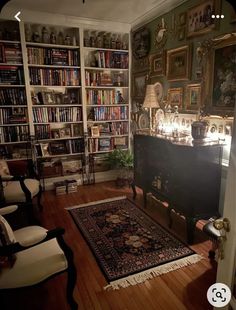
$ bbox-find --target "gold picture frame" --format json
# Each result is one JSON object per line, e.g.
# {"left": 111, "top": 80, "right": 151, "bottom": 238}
{"left": 185, "top": 84, "right": 201, "bottom": 111}
{"left": 204, "top": 34, "right": 236, "bottom": 116}
{"left": 166, "top": 45, "right": 191, "bottom": 81}
{"left": 149, "top": 52, "right": 166, "bottom": 77}
{"left": 91, "top": 126, "right": 100, "bottom": 137}
{"left": 186, "top": 0, "right": 221, "bottom": 38}
{"left": 167, "top": 88, "right": 183, "bottom": 109}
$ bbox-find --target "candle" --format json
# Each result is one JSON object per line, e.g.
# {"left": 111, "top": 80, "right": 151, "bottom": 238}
{"left": 162, "top": 18, "right": 164, "bottom": 28}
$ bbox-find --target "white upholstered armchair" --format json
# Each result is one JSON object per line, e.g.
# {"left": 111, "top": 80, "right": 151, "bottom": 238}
{"left": 0, "top": 206, "right": 78, "bottom": 309}
{"left": 0, "top": 160, "right": 42, "bottom": 224}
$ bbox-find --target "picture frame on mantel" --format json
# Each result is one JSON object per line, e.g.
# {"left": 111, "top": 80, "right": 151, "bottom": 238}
{"left": 166, "top": 45, "right": 191, "bottom": 81}
{"left": 186, "top": 0, "right": 221, "bottom": 38}
{"left": 149, "top": 52, "right": 166, "bottom": 77}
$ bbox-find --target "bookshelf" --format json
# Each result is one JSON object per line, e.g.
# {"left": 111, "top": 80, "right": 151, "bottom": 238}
{"left": 23, "top": 22, "right": 84, "bottom": 181}
{"left": 0, "top": 20, "right": 31, "bottom": 162}
{"left": 0, "top": 19, "right": 130, "bottom": 186}
{"left": 82, "top": 29, "right": 130, "bottom": 161}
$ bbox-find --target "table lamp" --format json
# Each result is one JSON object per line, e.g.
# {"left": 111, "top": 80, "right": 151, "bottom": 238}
{"left": 143, "top": 84, "right": 160, "bottom": 130}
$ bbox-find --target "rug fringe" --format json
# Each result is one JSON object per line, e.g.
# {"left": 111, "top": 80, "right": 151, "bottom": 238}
{"left": 65, "top": 196, "right": 127, "bottom": 210}
{"left": 104, "top": 254, "right": 203, "bottom": 290}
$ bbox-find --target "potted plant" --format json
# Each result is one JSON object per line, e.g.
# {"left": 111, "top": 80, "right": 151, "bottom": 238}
{"left": 106, "top": 149, "right": 134, "bottom": 187}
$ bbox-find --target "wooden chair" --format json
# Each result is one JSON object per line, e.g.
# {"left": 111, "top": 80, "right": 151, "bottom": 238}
{"left": 0, "top": 159, "right": 42, "bottom": 225}
{"left": 0, "top": 206, "right": 78, "bottom": 309}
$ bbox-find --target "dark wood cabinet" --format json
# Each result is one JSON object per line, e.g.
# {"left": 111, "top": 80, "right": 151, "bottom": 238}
{"left": 133, "top": 134, "right": 223, "bottom": 244}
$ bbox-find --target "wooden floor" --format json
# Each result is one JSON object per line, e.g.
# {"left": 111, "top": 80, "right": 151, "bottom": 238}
{"left": 2, "top": 181, "right": 216, "bottom": 310}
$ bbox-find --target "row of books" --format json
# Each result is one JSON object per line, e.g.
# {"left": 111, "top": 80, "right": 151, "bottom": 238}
{"left": 0, "top": 107, "right": 28, "bottom": 124}
{"left": 85, "top": 71, "right": 126, "bottom": 87}
{"left": 88, "top": 136, "right": 128, "bottom": 152}
{"left": 29, "top": 68, "right": 80, "bottom": 86}
{"left": 0, "top": 66, "right": 24, "bottom": 85}
{"left": 35, "top": 123, "right": 83, "bottom": 140}
{"left": 32, "top": 106, "right": 82, "bottom": 123}
{"left": 92, "top": 106, "right": 128, "bottom": 121}
{"left": 27, "top": 47, "right": 80, "bottom": 66}
{"left": 0, "top": 88, "right": 26, "bottom": 105}
{"left": 92, "top": 51, "right": 128, "bottom": 69}
{"left": 0, "top": 43, "right": 22, "bottom": 64}
{"left": 86, "top": 89, "right": 126, "bottom": 105}
{"left": 0, "top": 125, "right": 29, "bottom": 143}
{"left": 92, "top": 122, "right": 129, "bottom": 136}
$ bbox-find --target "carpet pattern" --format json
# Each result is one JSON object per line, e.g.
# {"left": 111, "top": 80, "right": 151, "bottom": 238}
{"left": 68, "top": 197, "right": 201, "bottom": 289}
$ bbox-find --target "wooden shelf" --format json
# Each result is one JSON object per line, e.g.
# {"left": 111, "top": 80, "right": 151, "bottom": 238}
{"left": 0, "top": 123, "right": 29, "bottom": 127}
{"left": 30, "top": 85, "right": 81, "bottom": 88}
{"left": 0, "top": 105, "right": 27, "bottom": 107}
{"left": 85, "top": 86, "right": 128, "bottom": 89}
{"left": 33, "top": 104, "right": 82, "bottom": 107}
{"left": 84, "top": 67, "right": 128, "bottom": 72}
{"left": 0, "top": 63, "right": 23, "bottom": 66}
{"left": 36, "top": 136, "right": 84, "bottom": 142}
{"left": 87, "top": 104, "right": 129, "bottom": 107}
{"left": 89, "top": 135, "right": 128, "bottom": 139}
{"left": 34, "top": 121, "right": 83, "bottom": 125}
{"left": 28, "top": 64, "right": 80, "bottom": 69}
{"left": 26, "top": 42, "right": 80, "bottom": 49}
{"left": 83, "top": 46, "right": 128, "bottom": 53}
{"left": 0, "top": 85, "right": 25, "bottom": 87}
{"left": 0, "top": 40, "right": 21, "bottom": 44}
{"left": 0, "top": 141, "right": 29, "bottom": 145}
{"left": 87, "top": 120, "right": 128, "bottom": 123}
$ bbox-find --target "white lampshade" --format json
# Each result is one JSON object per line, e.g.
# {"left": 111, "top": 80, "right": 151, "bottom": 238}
{"left": 143, "top": 84, "right": 160, "bottom": 109}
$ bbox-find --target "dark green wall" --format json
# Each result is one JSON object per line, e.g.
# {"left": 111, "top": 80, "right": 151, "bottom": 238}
{"left": 132, "top": 0, "right": 236, "bottom": 108}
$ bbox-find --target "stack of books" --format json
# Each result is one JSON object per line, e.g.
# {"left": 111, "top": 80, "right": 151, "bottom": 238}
{"left": 66, "top": 179, "right": 77, "bottom": 193}
{"left": 54, "top": 181, "right": 67, "bottom": 195}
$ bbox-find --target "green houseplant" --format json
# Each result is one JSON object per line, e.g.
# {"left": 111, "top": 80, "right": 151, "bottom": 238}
{"left": 106, "top": 149, "right": 134, "bottom": 187}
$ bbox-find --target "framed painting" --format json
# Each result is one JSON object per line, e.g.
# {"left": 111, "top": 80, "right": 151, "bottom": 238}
{"left": 167, "top": 88, "right": 183, "bottom": 109}
{"left": 212, "top": 42, "right": 236, "bottom": 109}
{"left": 149, "top": 52, "right": 166, "bottom": 77}
{"left": 132, "top": 27, "right": 150, "bottom": 59}
{"left": 185, "top": 84, "right": 201, "bottom": 111}
{"left": 132, "top": 72, "right": 147, "bottom": 99}
{"left": 166, "top": 45, "right": 191, "bottom": 81}
{"left": 186, "top": 0, "right": 221, "bottom": 38}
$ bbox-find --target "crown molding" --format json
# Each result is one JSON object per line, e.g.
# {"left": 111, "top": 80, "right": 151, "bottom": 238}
{"left": 2, "top": 5, "right": 131, "bottom": 32}
{"left": 131, "top": 0, "right": 188, "bottom": 31}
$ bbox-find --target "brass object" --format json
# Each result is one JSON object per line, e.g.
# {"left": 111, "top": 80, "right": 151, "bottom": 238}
{"left": 213, "top": 218, "right": 230, "bottom": 260}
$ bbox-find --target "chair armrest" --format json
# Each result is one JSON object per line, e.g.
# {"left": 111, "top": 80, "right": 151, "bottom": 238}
{"left": 0, "top": 227, "right": 65, "bottom": 256}
{"left": 0, "top": 205, "right": 18, "bottom": 215}
{"left": 2, "top": 175, "right": 32, "bottom": 201}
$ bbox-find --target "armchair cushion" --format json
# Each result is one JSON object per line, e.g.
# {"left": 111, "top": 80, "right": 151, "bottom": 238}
{"left": 4, "top": 179, "right": 40, "bottom": 203}
{"left": 0, "top": 238, "right": 68, "bottom": 288}
{"left": 14, "top": 226, "right": 47, "bottom": 247}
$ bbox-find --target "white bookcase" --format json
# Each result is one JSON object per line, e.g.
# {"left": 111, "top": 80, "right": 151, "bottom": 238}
{"left": 0, "top": 17, "right": 131, "bottom": 187}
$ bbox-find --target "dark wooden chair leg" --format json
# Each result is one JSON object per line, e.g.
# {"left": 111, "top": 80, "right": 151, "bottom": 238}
{"left": 131, "top": 182, "right": 137, "bottom": 200}
{"left": 57, "top": 235, "right": 78, "bottom": 310}
{"left": 37, "top": 185, "right": 43, "bottom": 211}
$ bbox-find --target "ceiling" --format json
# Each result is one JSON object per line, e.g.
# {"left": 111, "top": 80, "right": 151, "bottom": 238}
{"left": 4, "top": 0, "right": 185, "bottom": 26}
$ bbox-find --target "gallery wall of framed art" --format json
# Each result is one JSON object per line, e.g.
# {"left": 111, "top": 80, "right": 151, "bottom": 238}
{"left": 131, "top": 0, "right": 236, "bottom": 119}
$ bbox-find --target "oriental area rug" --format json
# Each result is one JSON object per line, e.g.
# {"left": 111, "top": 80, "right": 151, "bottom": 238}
{"left": 67, "top": 196, "right": 202, "bottom": 290}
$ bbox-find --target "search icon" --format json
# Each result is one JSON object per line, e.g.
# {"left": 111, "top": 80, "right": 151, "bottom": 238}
{"left": 216, "top": 291, "right": 223, "bottom": 299}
